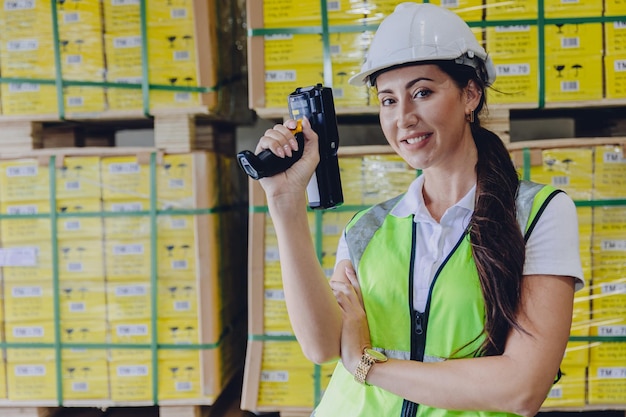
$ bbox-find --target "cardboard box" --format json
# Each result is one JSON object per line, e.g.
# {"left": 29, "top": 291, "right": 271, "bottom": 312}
{"left": 488, "top": 57, "right": 539, "bottom": 105}
{"left": 588, "top": 364, "right": 626, "bottom": 404}
{"left": 545, "top": 54, "right": 603, "bottom": 102}
{"left": 486, "top": 25, "right": 539, "bottom": 58}
{"left": 605, "top": 54, "right": 626, "bottom": 99}
{"left": 7, "top": 361, "right": 57, "bottom": 401}
{"left": 544, "top": 23, "right": 603, "bottom": 56}
{"left": 542, "top": 365, "right": 587, "bottom": 407}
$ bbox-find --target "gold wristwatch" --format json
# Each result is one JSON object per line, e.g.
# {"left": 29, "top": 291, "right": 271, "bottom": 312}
{"left": 354, "top": 347, "right": 388, "bottom": 385}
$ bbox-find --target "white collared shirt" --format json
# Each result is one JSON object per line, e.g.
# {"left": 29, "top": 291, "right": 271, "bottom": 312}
{"left": 335, "top": 176, "right": 584, "bottom": 312}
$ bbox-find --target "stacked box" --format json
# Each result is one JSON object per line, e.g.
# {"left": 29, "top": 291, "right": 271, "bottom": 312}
{"left": 590, "top": 205, "right": 626, "bottom": 366}
{"left": 0, "top": 1, "right": 57, "bottom": 115}
{"left": 605, "top": 21, "right": 626, "bottom": 99}
{"left": 57, "top": 0, "right": 107, "bottom": 114}
{"left": 486, "top": 25, "right": 539, "bottom": 105}
{"left": 545, "top": 0, "right": 603, "bottom": 17}
{"left": 103, "top": 0, "right": 203, "bottom": 111}
{"left": 542, "top": 365, "right": 587, "bottom": 407}
{"left": 588, "top": 364, "right": 626, "bottom": 404}
{"left": 261, "top": 0, "right": 398, "bottom": 27}
{"left": 517, "top": 148, "right": 594, "bottom": 200}
{"left": 485, "top": 0, "right": 537, "bottom": 19}
{"left": 605, "top": 0, "right": 626, "bottom": 15}
{"left": 0, "top": 149, "right": 248, "bottom": 404}
{"left": 256, "top": 341, "right": 334, "bottom": 408}
{"left": 544, "top": 23, "right": 604, "bottom": 102}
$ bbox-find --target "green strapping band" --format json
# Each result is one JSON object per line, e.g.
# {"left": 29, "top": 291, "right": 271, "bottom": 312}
{"left": 149, "top": 152, "right": 159, "bottom": 404}
{"left": 523, "top": 147, "right": 531, "bottom": 181}
{"left": 320, "top": 0, "right": 333, "bottom": 87}
{"left": 50, "top": 3, "right": 65, "bottom": 120}
{"left": 0, "top": 207, "right": 236, "bottom": 220}
{"left": 538, "top": 0, "right": 546, "bottom": 108}
{"left": 248, "top": 334, "right": 297, "bottom": 342}
{"left": 49, "top": 156, "right": 64, "bottom": 405}
{"left": 140, "top": 0, "right": 151, "bottom": 118}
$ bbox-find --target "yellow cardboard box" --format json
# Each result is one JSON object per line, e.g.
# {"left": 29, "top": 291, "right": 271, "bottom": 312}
{"left": 5, "top": 321, "right": 56, "bottom": 362}
{"left": 0, "top": 200, "right": 52, "bottom": 244}
{"left": 524, "top": 148, "right": 594, "bottom": 201}
{"left": 58, "top": 238, "right": 105, "bottom": 281}
{"left": 158, "top": 278, "right": 198, "bottom": 318}
{"left": 104, "top": 238, "right": 151, "bottom": 281}
{"left": 605, "top": 21, "right": 626, "bottom": 55}
{"left": 544, "top": 23, "right": 603, "bottom": 56}
{"left": 2, "top": 241, "right": 53, "bottom": 282}
{"left": 542, "top": 365, "right": 587, "bottom": 407}
{"left": 264, "top": 63, "right": 324, "bottom": 108}
{"left": 62, "top": 358, "right": 109, "bottom": 400}
{"left": 106, "top": 281, "right": 151, "bottom": 320}
{"left": 157, "top": 236, "right": 197, "bottom": 280}
{"left": 605, "top": 0, "right": 626, "bottom": 15}
{"left": 109, "top": 319, "right": 152, "bottom": 362}
{"left": 0, "top": 359, "right": 6, "bottom": 399}
{"left": 544, "top": 0, "right": 603, "bottom": 17}
{"left": 545, "top": 54, "right": 603, "bottom": 102}
{"left": 488, "top": 57, "right": 539, "bottom": 105}
{"left": 7, "top": 361, "right": 57, "bottom": 401}
{"left": 588, "top": 363, "right": 626, "bottom": 404}
{"left": 605, "top": 54, "right": 626, "bottom": 99}
{"left": 0, "top": 83, "right": 59, "bottom": 116}
{"left": 4, "top": 280, "right": 54, "bottom": 322}
{"left": 486, "top": 25, "right": 539, "bottom": 58}
{"left": 589, "top": 324, "right": 626, "bottom": 364}
{"left": 0, "top": 159, "right": 50, "bottom": 203}
{"left": 57, "top": 199, "right": 104, "bottom": 241}
{"left": 429, "top": 0, "right": 484, "bottom": 20}
{"left": 103, "top": 199, "right": 151, "bottom": 238}
{"left": 485, "top": 0, "right": 537, "bottom": 19}
{"left": 263, "top": 288, "right": 292, "bottom": 334}
{"left": 594, "top": 145, "right": 626, "bottom": 199}
{"left": 158, "top": 354, "right": 203, "bottom": 400}
{"left": 101, "top": 156, "right": 151, "bottom": 201}
{"left": 109, "top": 360, "right": 152, "bottom": 402}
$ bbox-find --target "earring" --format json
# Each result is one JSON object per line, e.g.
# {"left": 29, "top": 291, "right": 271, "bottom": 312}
{"left": 466, "top": 110, "right": 475, "bottom": 123}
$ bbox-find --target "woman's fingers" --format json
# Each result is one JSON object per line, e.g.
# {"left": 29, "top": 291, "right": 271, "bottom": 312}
{"left": 255, "top": 122, "right": 301, "bottom": 157}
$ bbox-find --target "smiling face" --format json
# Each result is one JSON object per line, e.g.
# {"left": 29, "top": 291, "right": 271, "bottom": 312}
{"left": 375, "top": 64, "right": 482, "bottom": 172}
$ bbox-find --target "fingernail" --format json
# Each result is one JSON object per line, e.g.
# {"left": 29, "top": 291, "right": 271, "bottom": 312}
{"left": 283, "top": 143, "right": 291, "bottom": 157}
{"left": 275, "top": 147, "right": 285, "bottom": 158}
{"left": 289, "top": 138, "right": 299, "bottom": 151}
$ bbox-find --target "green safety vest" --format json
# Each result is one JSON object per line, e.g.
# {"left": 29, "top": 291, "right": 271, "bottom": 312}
{"left": 313, "top": 181, "right": 561, "bottom": 417}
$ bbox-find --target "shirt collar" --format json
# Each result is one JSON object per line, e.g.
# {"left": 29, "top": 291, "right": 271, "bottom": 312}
{"left": 390, "top": 175, "right": 476, "bottom": 221}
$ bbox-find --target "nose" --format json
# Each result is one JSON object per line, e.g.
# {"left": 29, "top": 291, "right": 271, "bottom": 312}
{"left": 397, "top": 100, "right": 418, "bottom": 129}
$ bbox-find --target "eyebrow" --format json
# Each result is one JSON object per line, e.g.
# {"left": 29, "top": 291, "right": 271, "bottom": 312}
{"left": 377, "top": 77, "right": 435, "bottom": 96}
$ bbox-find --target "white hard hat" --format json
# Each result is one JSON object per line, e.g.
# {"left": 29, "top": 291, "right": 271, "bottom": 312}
{"left": 349, "top": 2, "right": 496, "bottom": 87}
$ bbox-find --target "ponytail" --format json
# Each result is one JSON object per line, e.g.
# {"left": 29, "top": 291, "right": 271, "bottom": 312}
{"left": 469, "top": 123, "right": 525, "bottom": 356}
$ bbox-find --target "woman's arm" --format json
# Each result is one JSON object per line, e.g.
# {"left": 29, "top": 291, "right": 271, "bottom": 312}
{"left": 256, "top": 117, "right": 343, "bottom": 364}
{"left": 338, "top": 273, "right": 575, "bottom": 417}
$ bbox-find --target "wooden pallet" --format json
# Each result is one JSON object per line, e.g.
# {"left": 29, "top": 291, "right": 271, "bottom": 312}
{"left": 0, "top": 110, "right": 237, "bottom": 156}
{"left": 0, "top": 407, "right": 60, "bottom": 417}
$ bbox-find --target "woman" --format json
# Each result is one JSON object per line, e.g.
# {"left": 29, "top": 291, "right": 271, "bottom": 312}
{"left": 254, "top": 3, "right": 583, "bottom": 416}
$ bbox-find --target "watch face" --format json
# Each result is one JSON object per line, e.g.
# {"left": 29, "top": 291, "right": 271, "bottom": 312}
{"left": 365, "top": 348, "right": 387, "bottom": 362}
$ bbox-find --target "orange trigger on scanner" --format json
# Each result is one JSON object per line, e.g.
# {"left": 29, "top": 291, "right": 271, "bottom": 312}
{"left": 289, "top": 119, "right": 303, "bottom": 134}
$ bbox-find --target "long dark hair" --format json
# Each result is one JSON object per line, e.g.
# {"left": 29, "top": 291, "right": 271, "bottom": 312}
{"left": 437, "top": 61, "right": 526, "bottom": 357}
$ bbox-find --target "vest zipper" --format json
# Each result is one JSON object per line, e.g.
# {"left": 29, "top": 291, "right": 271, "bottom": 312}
{"left": 401, "top": 222, "right": 421, "bottom": 417}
